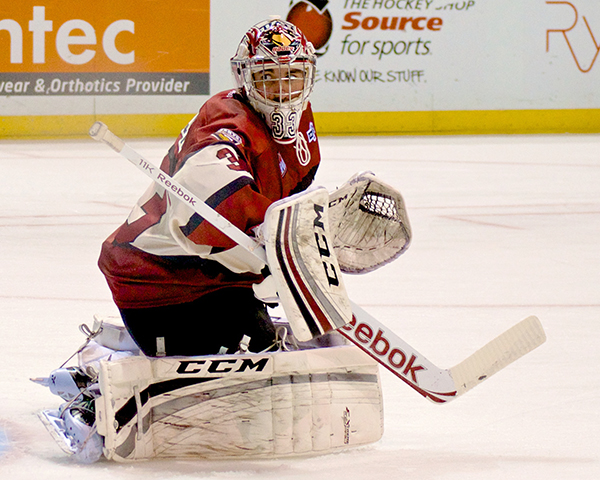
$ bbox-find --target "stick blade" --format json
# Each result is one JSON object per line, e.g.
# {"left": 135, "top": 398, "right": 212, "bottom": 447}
{"left": 449, "top": 315, "right": 546, "bottom": 397}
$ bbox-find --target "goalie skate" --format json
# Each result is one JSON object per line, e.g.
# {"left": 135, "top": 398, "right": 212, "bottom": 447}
{"left": 33, "top": 315, "right": 140, "bottom": 462}
{"left": 39, "top": 400, "right": 104, "bottom": 464}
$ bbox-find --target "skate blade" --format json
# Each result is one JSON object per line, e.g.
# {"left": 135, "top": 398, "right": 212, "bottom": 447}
{"left": 38, "top": 410, "right": 77, "bottom": 455}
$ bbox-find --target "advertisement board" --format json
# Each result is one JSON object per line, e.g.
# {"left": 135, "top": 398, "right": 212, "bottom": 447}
{"left": 212, "top": 0, "right": 600, "bottom": 134}
{"left": 1, "top": 0, "right": 599, "bottom": 137}
{"left": 0, "top": 1, "right": 210, "bottom": 136}
{"left": 287, "top": 0, "right": 600, "bottom": 112}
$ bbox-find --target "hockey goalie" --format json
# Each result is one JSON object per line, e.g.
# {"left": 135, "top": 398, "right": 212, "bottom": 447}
{"left": 32, "top": 17, "right": 413, "bottom": 464}
{"left": 32, "top": 175, "right": 411, "bottom": 463}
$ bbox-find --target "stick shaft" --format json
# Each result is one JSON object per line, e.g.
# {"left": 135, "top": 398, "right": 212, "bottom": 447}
{"left": 89, "top": 121, "right": 267, "bottom": 264}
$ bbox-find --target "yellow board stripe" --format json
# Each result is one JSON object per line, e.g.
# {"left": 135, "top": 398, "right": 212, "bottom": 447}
{"left": 0, "top": 114, "right": 195, "bottom": 139}
{"left": 1, "top": 109, "right": 600, "bottom": 139}
{"left": 314, "top": 109, "right": 600, "bottom": 135}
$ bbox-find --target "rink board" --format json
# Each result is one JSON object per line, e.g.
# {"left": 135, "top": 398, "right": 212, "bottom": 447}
{"left": 1, "top": 1, "right": 599, "bottom": 137}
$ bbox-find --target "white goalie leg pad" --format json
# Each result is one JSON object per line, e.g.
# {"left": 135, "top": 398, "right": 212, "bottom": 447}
{"left": 329, "top": 171, "right": 411, "bottom": 274}
{"left": 262, "top": 187, "right": 352, "bottom": 341}
{"left": 96, "top": 346, "right": 383, "bottom": 461}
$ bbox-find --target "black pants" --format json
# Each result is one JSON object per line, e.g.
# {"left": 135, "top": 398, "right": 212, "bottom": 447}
{"left": 119, "top": 288, "right": 276, "bottom": 357}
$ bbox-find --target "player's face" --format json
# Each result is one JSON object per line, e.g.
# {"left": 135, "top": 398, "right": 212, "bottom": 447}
{"left": 252, "top": 65, "right": 307, "bottom": 103}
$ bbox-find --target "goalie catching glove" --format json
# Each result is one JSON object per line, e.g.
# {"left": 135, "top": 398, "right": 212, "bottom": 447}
{"left": 328, "top": 171, "right": 411, "bottom": 274}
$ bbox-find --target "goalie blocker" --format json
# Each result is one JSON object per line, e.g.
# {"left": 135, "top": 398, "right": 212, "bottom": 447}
{"left": 261, "top": 187, "right": 353, "bottom": 341}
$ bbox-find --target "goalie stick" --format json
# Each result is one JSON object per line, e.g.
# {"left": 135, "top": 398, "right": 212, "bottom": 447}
{"left": 89, "top": 121, "right": 546, "bottom": 404}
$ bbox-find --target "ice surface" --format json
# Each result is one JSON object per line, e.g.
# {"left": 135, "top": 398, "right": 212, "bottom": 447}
{"left": 0, "top": 133, "right": 598, "bottom": 479}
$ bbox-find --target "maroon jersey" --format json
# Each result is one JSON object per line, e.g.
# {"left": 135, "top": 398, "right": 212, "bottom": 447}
{"left": 99, "top": 89, "right": 321, "bottom": 309}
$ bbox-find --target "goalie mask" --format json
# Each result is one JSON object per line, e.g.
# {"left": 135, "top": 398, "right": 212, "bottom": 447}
{"left": 231, "top": 18, "right": 316, "bottom": 144}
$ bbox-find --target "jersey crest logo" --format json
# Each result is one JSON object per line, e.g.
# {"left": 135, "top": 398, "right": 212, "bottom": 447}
{"left": 212, "top": 128, "right": 243, "bottom": 145}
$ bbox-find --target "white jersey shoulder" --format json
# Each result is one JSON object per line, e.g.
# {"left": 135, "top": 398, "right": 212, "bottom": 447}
{"left": 128, "top": 145, "right": 260, "bottom": 273}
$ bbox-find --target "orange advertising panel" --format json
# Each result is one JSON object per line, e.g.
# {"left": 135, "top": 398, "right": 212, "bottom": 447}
{"left": 0, "top": 1, "right": 210, "bottom": 95}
